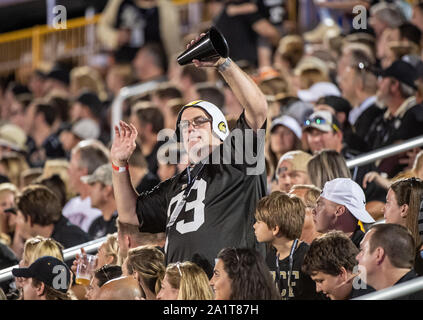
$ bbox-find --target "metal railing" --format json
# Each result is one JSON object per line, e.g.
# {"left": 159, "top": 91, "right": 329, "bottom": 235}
{"left": 346, "top": 135, "right": 423, "bottom": 168}
{"left": 0, "top": 236, "right": 107, "bottom": 284}
{"left": 353, "top": 276, "right": 423, "bottom": 300}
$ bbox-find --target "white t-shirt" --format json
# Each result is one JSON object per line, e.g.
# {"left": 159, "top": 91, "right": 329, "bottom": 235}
{"left": 62, "top": 196, "right": 102, "bottom": 233}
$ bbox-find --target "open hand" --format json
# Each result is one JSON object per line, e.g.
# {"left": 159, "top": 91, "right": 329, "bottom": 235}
{"left": 111, "top": 120, "right": 138, "bottom": 166}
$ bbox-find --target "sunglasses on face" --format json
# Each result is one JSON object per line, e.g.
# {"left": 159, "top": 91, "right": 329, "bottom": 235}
{"left": 179, "top": 117, "right": 212, "bottom": 130}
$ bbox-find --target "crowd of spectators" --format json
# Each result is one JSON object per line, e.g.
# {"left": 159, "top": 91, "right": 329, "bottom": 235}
{"left": 1, "top": 0, "right": 423, "bottom": 300}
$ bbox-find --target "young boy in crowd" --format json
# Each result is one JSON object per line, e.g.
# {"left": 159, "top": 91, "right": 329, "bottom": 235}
{"left": 302, "top": 231, "right": 374, "bottom": 300}
{"left": 254, "top": 191, "right": 324, "bottom": 300}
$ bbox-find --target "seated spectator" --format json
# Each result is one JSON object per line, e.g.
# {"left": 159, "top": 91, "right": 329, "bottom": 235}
{"left": 86, "top": 265, "right": 122, "bottom": 300}
{"left": 383, "top": 178, "right": 423, "bottom": 275}
{"left": 70, "top": 66, "right": 108, "bottom": 102}
{"left": 0, "top": 151, "right": 29, "bottom": 188}
{"left": 43, "top": 67, "right": 70, "bottom": 97}
{"left": 96, "top": 276, "right": 143, "bottom": 300}
{"left": 302, "top": 231, "right": 374, "bottom": 300}
{"left": 124, "top": 245, "right": 165, "bottom": 300}
{"left": 178, "top": 65, "right": 207, "bottom": 104}
{"left": 210, "top": 247, "right": 280, "bottom": 300}
{"left": 275, "top": 150, "right": 311, "bottom": 193}
{"left": 254, "top": 191, "right": 321, "bottom": 299}
{"left": 151, "top": 83, "right": 183, "bottom": 129}
{"left": 81, "top": 164, "right": 118, "bottom": 239}
{"left": 24, "top": 101, "right": 65, "bottom": 168}
{"left": 0, "top": 183, "right": 18, "bottom": 242}
{"left": 38, "top": 159, "right": 72, "bottom": 199}
{"left": 156, "top": 261, "right": 213, "bottom": 300}
{"left": 367, "top": 60, "right": 423, "bottom": 178}
{"left": 289, "top": 185, "right": 322, "bottom": 244}
{"left": 96, "top": 233, "right": 121, "bottom": 268}
{"left": 128, "top": 143, "right": 160, "bottom": 194}
{"left": 106, "top": 64, "right": 134, "bottom": 99}
{"left": 303, "top": 111, "right": 387, "bottom": 208}
{"left": 266, "top": 115, "right": 303, "bottom": 185}
{"left": 12, "top": 256, "right": 72, "bottom": 300}
{"left": 129, "top": 105, "right": 165, "bottom": 175}
{"left": 13, "top": 236, "right": 65, "bottom": 299}
{"left": 34, "top": 174, "right": 68, "bottom": 210}
{"left": 116, "top": 218, "right": 165, "bottom": 261}
{"left": 356, "top": 223, "right": 423, "bottom": 299}
{"left": 63, "top": 140, "right": 109, "bottom": 232}
{"left": 14, "top": 185, "right": 91, "bottom": 258}
{"left": 313, "top": 178, "right": 375, "bottom": 248}
{"left": 59, "top": 119, "right": 101, "bottom": 159}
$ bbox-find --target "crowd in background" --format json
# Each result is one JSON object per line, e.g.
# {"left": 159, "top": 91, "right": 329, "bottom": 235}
{"left": 1, "top": 0, "right": 423, "bottom": 300}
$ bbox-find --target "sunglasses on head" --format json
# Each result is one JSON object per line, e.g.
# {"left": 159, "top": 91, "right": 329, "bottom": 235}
{"left": 304, "top": 117, "right": 340, "bottom": 132}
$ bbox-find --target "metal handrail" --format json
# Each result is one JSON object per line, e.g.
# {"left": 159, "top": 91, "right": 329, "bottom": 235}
{"left": 346, "top": 135, "right": 423, "bottom": 168}
{"left": 353, "top": 275, "right": 423, "bottom": 300}
{"left": 0, "top": 236, "right": 107, "bottom": 283}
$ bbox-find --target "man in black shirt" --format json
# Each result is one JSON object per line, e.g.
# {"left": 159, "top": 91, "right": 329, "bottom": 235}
{"left": 82, "top": 164, "right": 118, "bottom": 239}
{"left": 111, "top": 35, "right": 268, "bottom": 268}
{"left": 312, "top": 178, "right": 375, "bottom": 248}
{"left": 15, "top": 185, "right": 91, "bottom": 251}
{"left": 357, "top": 223, "right": 423, "bottom": 299}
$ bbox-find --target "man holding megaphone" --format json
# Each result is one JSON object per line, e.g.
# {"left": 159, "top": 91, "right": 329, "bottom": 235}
{"left": 110, "top": 29, "right": 268, "bottom": 270}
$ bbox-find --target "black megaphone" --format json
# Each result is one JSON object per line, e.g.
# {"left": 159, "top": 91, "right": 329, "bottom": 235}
{"left": 177, "top": 27, "right": 229, "bottom": 66}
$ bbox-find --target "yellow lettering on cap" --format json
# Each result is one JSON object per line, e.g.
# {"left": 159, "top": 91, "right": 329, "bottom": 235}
{"left": 185, "top": 100, "right": 203, "bottom": 107}
{"left": 218, "top": 121, "right": 227, "bottom": 133}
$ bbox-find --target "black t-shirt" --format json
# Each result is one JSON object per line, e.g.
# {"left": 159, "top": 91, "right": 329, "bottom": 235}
{"left": 136, "top": 111, "right": 267, "bottom": 266}
{"left": 0, "top": 242, "right": 18, "bottom": 270}
{"left": 146, "top": 140, "right": 166, "bottom": 176}
{"left": 256, "top": 0, "right": 288, "bottom": 27}
{"left": 26, "top": 134, "right": 66, "bottom": 168}
{"left": 214, "top": 1, "right": 263, "bottom": 66}
{"left": 115, "top": 0, "right": 161, "bottom": 49}
{"left": 51, "top": 216, "right": 92, "bottom": 249}
{"left": 393, "top": 270, "right": 423, "bottom": 300}
{"left": 88, "top": 211, "right": 118, "bottom": 239}
{"left": 350, "top": 225, "right": 365, "bottom": 249}
{"left": 135, "top": 172, "right": 161, "bottom": 194}
{"left": 266, "top": 242, "right": 325, "bottom": 300}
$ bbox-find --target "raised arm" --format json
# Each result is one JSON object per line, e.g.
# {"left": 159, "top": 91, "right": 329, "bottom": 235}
{"left": 190, "top": 35, "right": 268, "bottom": 131}
{"left": 110, "top": 120, "right": 140, "bottom": 225}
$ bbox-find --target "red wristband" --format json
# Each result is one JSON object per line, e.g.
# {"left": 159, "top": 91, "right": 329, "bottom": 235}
{"left": 112, "top": 162, "right": 129, "bottom": 172}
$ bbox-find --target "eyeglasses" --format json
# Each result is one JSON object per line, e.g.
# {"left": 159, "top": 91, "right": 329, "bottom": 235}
{"left": 179, "top": 117, "right": 212, "bottom": 131}
{"left": 304, "top": 117, "right": 340, "bottom": 132}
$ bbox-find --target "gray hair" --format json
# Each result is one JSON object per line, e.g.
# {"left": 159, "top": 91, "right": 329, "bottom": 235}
{"left": 370, "top": 2, "right": 406, "bottom": 28}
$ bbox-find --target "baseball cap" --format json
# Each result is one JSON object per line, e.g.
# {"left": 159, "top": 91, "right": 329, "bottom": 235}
{"left": 270, "top": 115, "right": 302, "bottom": 139}
{"left": 175, "top": 100, "right": 229, "bottom": 142}
{"left": 304, "top": 110, "right": 341, "bottom": 133}
{"left": 80, "top": 164, "right": 112, "bottom": 186}
{"left": 378, "top": 59, "right": 418, "bottom": 90}
{"left": 75, "top": 91, "right": 103, "bottom": 116}
{"left": 277, "top": 150, "right": 312, "bottom": 173}
{"left": 0, "top": 123, "right": 28, "bottom": 152}
{"left": 297, "top": 82, "right": 341, "bottom": 103}
{"left": 71, "top": 118, "right": 100, "bottom": 140}
{"left": 12, "top": 256, "right": 71, "bottom": 293}
{"left": 317, "top": 95, "right": 352, "bottom": 116}
{"left": 46, "top": 67, "right": 70, "bottom": 86}
{"left": 321, "top": 178, "right": 375, "bottom": 223}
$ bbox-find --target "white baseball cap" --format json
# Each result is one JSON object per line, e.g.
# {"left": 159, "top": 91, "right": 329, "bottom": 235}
{"left": 321, "top": 178, "right": 375, "bottom": 223}
{"left": 270, "top": 115, "right": 302, "bottom": 139}
{"left": 297, "top": 81, "right": 341, "bottom": 103}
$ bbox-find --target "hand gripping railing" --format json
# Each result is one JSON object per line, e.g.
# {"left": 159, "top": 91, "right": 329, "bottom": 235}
{"left": 0, "top": 236, "right": 107, "bottom": 284}
{"left": 352, "top": 276, "right": 423, "bottom": 300}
